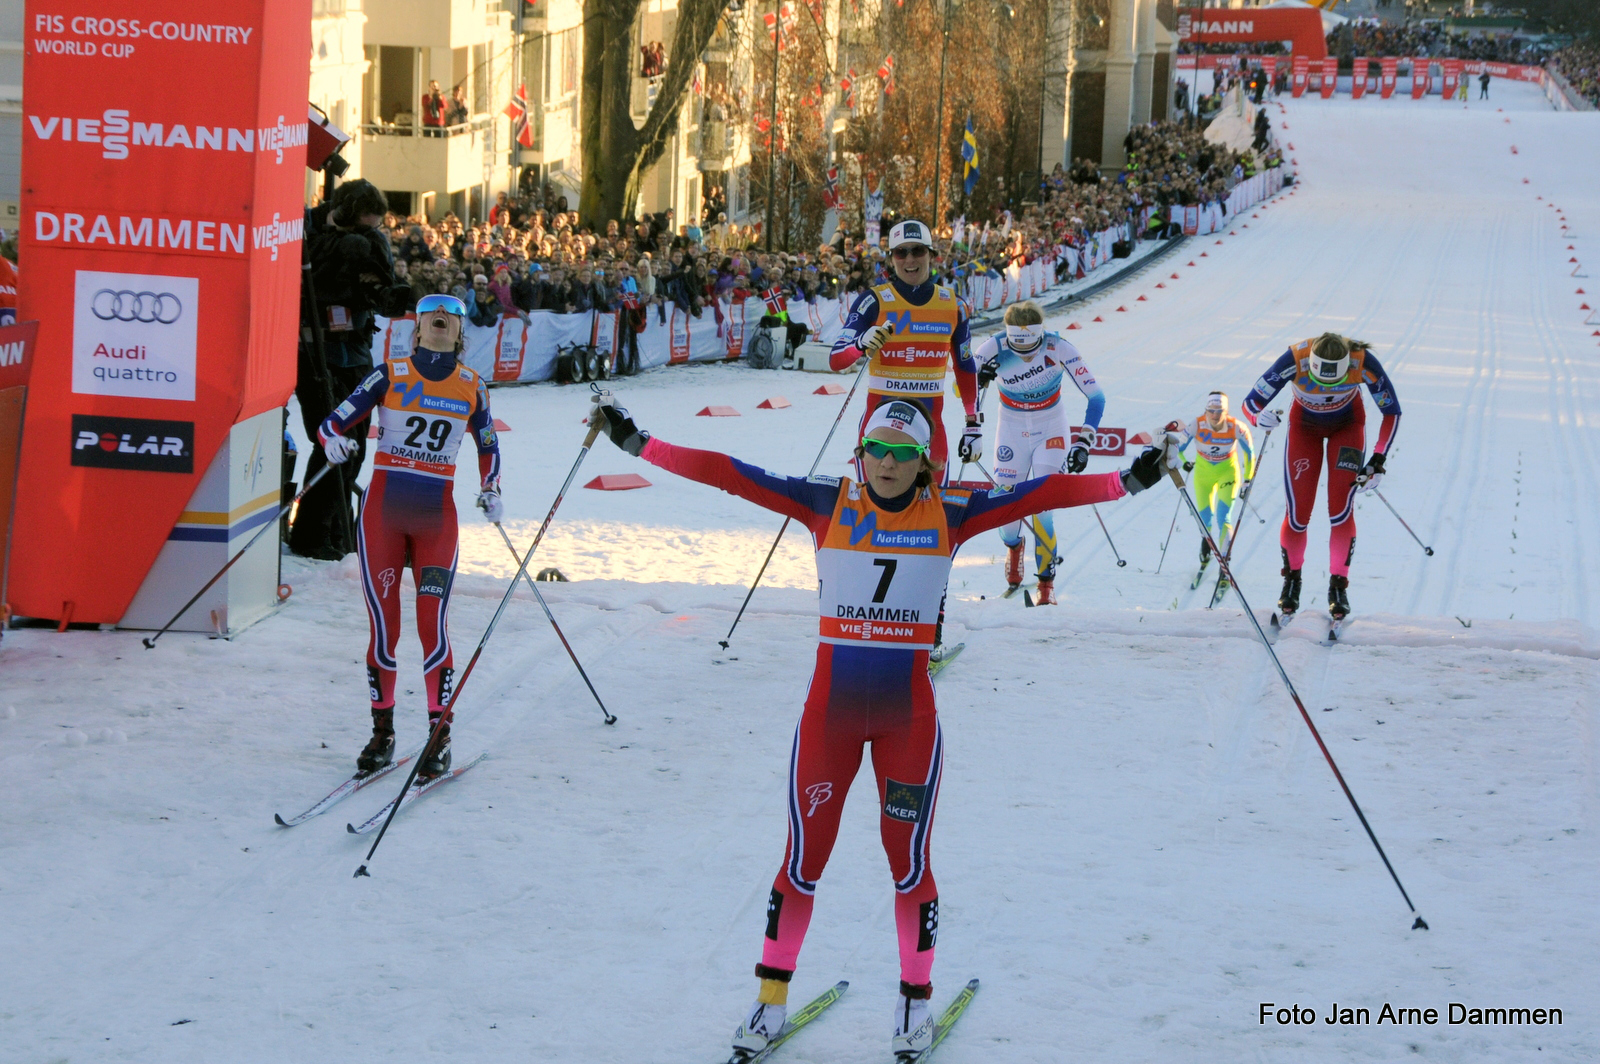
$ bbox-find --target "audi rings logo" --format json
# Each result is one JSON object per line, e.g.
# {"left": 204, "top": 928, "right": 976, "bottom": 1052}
{"left": 91, "top": 289, "right": 183, "bottom": 324}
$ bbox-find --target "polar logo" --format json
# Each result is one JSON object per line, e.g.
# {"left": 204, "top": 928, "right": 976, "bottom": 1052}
{"left": 69, "top": 414, "right": 193, "bottom": 473}
{"left": 804, "top": 782, "right": 833, "bottom": 818}
{"left": 1292, "top": 458, "right": 1312, "bottom": 480}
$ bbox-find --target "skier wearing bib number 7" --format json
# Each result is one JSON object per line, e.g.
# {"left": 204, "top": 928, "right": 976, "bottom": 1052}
{"left": 587, "top": 391, "right": 1180, "bottom": 1062}
{"left": 1242, "top": 332, "right": 1400, "bottom": 626}
{"left": 318, "top": 294, "right": 503, "bottom": 780}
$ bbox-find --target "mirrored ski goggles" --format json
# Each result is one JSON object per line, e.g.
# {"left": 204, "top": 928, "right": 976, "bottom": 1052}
{"left": 861, "top": 436, "right": 929, "bottom": 462}
{"left": 416, "top": 294, "right": 468, "bottom": 317}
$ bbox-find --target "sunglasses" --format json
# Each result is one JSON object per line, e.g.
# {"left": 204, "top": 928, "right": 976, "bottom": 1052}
{"left": 861, "top": 437, "right": 928, "bottom": 462}
{"left": 891, "top": 245, "right": 930, "bottom": 260}
{"left": 415, "top": 294, "right": 467, "bottom": 316}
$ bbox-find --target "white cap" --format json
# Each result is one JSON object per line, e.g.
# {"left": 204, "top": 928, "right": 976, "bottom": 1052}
{"left": 862, "top": 400, "right": 933, "bottom": 449}
{"left": 1205, "top": 391, "right": 1227, "bottom": 411}
{"left": 888, "top": 219, "right": 932, "bottom": 250}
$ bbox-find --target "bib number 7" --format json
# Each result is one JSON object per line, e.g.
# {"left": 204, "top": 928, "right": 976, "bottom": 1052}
{"left": 872, "top": 558, "right": 897, "bottom": 603}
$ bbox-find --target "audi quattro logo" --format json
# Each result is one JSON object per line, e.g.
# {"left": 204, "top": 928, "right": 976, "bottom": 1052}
{"left": 91, "top": 288, "right": 182, "bottom": 324}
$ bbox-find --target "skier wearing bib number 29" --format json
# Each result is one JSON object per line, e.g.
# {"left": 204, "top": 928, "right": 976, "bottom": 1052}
{"left": 318, "top": 294, "right": 503, "bottom": 779}
{"left": 1243, "top": 332, "right": 1400, "bottom": 628}
{"left": 587, "top": 390, "right": 1179, "bottom": 1062}
{"left": 973, "top": 301, "right": 1106, "bottom": 603}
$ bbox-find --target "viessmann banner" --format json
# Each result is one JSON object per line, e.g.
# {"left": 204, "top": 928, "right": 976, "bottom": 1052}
{"left": 14, "top": 2, "right": 310, "bottom": 624}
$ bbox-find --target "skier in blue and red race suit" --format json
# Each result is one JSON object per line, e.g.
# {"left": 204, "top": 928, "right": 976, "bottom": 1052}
{"left": 318, "top": 294, "right": 503, "bottom": 779}
{"left": 1242, "top": 331, "right": 1400, "bottom": 623}
{"left": 587, "top": 389, "right": 1181, "bottom": 1062}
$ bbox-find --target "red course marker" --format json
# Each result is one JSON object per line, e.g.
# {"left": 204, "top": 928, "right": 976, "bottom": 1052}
{"left": 585, "top": 474, "right": 652, "bottom": 491}
{"left": 1066, "top": 322, "right": 1082, "bottom": 329}
{"left": 813, "top": 382, "right": 845, "bottom": 395}
{"left": 1116, "top": 306, "right": 1129, "bottom": 312}
{"left": 1092, "top": 316, "right": 1104, "bottom": 323}
{"left": 1136, "top": 295, "right": 1148, "bottom": 301}
{"left": 493, "top": 418, "right": 512, "bottom": 432}
{"left": 757, "top": 397, "right": 792, "bottom": 409}
{"left": 697, "top": 406, "right": 740, "bottom": 417}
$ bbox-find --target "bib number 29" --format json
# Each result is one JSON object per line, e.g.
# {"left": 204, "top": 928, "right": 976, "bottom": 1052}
{"left": 403, "top": 416, "right": 452, "bottom": 452}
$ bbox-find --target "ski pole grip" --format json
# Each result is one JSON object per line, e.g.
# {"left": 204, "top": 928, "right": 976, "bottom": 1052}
{"left": 582, "top": 421, "right": 603, "bottom": 449}
{"left": 1167, "top": 465, "right": 1186, "bottom": 490}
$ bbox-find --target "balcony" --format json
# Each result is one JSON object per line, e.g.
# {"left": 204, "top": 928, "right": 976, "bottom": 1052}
{"left": 360, "top": 116, "right": 498, "bottom": 201}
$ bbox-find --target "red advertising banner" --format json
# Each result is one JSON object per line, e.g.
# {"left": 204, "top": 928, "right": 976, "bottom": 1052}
{"left": 1071, "top": 425, "right": 1127, "bottom": 458}
{"left": 1175, "top": 9, "right": 1326, "bottom": 60}
{"left": 1351, "top": 57, "right": 1368, "bottom": 99}
{"left": 0, "top": 320, "right": 40, "bottom": 626}
{"left": 1291, "top": 55, "right": 1310, "bottom": 99}
{"left": 1320, "top": 56, "right": 1339, "bottom": 99}
{"left": 14, "top": 2, "right": 310, "bottom": 624}
{"left": 493, "top": 313, "right": 528, "bottom": 381}
{"left": 1381, "top": 56, "right": 1399, "bottom": 99}
{"left": 1412, "top": 60, "right": 1430, "bottom": 99}
{"left": 725, "top": 295, "right": 746, "bottom": 360}
{"left": 1461, "top": 61, "right": 1545, "bottom": 84}
{"left": 1440, "top": 58, "right": 1461, "bottom": 102}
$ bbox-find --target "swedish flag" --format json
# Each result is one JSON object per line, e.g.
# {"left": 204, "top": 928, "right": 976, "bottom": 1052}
{"left": 961, "top": 116, "right": 979, "bottom": 195}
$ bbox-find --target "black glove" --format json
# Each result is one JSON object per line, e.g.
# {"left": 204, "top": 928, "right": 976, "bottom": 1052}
{"left": 1183, "top": 460, "right": 1195, "bottom": 473}
{"left": 1358, "top": 450, "right": 1385, "bottom": 493}
{"left": 1066, "top": 445, "right": 1089, "bottom": 474}
{"left": 977, "top": 357, "right": 998, "bottom": 390}
{"left": 593, "top": 396, "right": 650, "bottom": 457}
{"left": 1120, "top": 446, "right": 1166, "bottom": 495}
{"left": 958, "top": 422, "right": 983, "bottom": 463}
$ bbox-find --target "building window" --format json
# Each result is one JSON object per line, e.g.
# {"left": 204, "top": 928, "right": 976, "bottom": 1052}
{"left": 562, "top": 31, "right": 580, "bottom": 95}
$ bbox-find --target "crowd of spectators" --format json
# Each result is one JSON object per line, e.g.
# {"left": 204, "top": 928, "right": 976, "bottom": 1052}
{"left": 369, "top": 106, "right": 1267, "bottom": 332}
{"left": 1324, "top": 22, "right": 1552, "bottom": 64}
{"left": 1547, "top": 43, "right": 1600, "bottom": 107}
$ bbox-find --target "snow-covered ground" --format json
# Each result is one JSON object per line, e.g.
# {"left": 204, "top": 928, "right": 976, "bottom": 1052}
{"left": 3, "top": 81, "right": 1597, "bottom": 1062}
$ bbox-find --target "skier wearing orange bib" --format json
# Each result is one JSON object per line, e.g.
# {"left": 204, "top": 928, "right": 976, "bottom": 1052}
{"left": 319, "top": 294, "right": 502, "bottom": 779}
{"left": 588, "top": 391, "right": 1180, "bottom": 1062}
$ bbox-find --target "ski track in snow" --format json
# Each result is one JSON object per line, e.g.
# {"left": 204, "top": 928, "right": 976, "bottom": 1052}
{"left": 3, "top": 82, "right": 1599, "bottom": 1062}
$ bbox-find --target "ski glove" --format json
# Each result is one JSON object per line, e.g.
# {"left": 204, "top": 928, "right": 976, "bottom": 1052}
{"left": 1121, "top": 446, "right": 1167, "bottom": 494}
{"left": 591, "top": 393, "right": 651, "bottom": 457}
{"left": 859, "top": 323, "right": 893, "bottom": 357}
{"left": 1066, "top": 426, "right": 1094, "bottom": 474}
{"left": 1254, "top": 407, "right": 1281, "bottom": 430}
{"left": 1182, "top": 460, "right": 1195, "bottom": 473}
{"left": 323, "top": 434, "right": 358, "bottom": 466}
{"left": 976, "top": 357, "right": 999, "bottom": 390}
{"left": 1357, "top": 451, "right": 1385, "bottom": 494}
{"left": 476, "top": 487, "right": 504, "bottom": 523}
{"left": 958, "top": 422, "right": 983, "bottom": 463}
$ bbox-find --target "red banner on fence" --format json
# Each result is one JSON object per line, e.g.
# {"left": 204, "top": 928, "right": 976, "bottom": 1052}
{"left": 1412, "top": 60, "right": 1429, "bottom": 99}
{"left": 668, "top": 306, "right": 690, "bottom": 363}
{"left": 1291, "top": 55, "right": 1310, "bottom": 98}
{"left": 1381, "top": 56, "right": 1399, "bottom": 98}
{"left": 1320, "top": 56, "right": 1339, "bottom": 98}
{"left": 1175, "top": 8, "right": 1326, "bottom": 60}
{"left": 1072, "top": 425, "right": 1127, "bottom": 458}
{"left": 1440, "top": 58, "right": 1461, "bottom": 102}
{"left": 13, "top": 1, "right": 309, "bottom": 625}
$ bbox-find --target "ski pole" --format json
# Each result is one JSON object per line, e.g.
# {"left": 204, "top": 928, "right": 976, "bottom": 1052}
{"left": 1167, "top": 464, "right": 1428, "bottom": 930}
{"left": 142, "top": 464, "right": 336, "bottom": 649}
{"left": 491, "top": 521, "right": 617, "bottom": 725}
{"left": 719, "top": 359, "right": 870, "bottom": 649}
{"left": 1373, "top": 489, "right": 1434, "bottom": 556}
{"left": 1091, "top": 506, "right": 1127, "bottom": 567}
{"left": 356, "top": 418, "right": 603, "bottom": 878}
{"left": 1155, "top": 485, "right": 1184, "bottom": 575}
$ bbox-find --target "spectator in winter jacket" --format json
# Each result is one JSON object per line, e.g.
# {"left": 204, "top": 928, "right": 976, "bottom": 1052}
{"left": 421, "top": 81, "right": 447, "bottom": 134}
{"left": 468, "top": 274, "right": 504, "bottom": 326}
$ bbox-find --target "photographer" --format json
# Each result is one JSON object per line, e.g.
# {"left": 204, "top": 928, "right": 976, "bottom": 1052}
{"left": 292, "top": 179, "right": 405, "bottom": 560}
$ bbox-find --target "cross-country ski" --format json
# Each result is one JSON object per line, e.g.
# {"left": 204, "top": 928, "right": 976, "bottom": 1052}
{"left": 274, "top": 751, "right": 417, "bottom": 827}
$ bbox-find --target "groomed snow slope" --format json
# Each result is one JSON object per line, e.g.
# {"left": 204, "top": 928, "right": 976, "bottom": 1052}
{"left": 2, "top": 81, "right": 1596, "bottom": 1063}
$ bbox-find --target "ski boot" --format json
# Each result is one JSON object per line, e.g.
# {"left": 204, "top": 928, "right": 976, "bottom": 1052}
{"left": 356, "top": 706, "right": 395, "bottom": 775}
{"left": 1328, "top": 574, "right": 1350, "bottom": 620}
{"left": 893, "top": 981, "right": 935, "bottom": 1061}
{"left": 729, "top": 966, "right": 791, "bottom": 1062}
{"left": 1277, "top": 548, "right": 1302, "bottom": 617}
{"left": 419, "top": 711, "right": 452, "bottom": 779}
{"left": 1004, "top": 541, "right": 1025, "bottom": 592}
{"left": 1200, "top": 538, "right": 1212, "bottom": 565}
{"left": 1034, "top": 562, "right": 1058, "bottom": 605}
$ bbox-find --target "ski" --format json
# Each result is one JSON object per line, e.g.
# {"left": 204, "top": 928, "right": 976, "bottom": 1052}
{"left": 1001, "top": 582, "right": 1031, "bottom": 599}
{"left": 1190, "top": 555, "right": 1211, "bottom": 590}
{"left": 900, "top": 978, "right": 981, "bottom": 1062}
{"left": 928, "top": 643, "right": 966, "bottom": 679}
{"left": 1327, "top": 615, "right": 1346, "bottom": 644}
{"left": 725, "top": 980, "right": 849, "bottom": 1063}
{"left": 1207, "top": 573, "right": 1231, "bottom": 609}
{"left": 274, "top": 751, "right": 418, "bottom": 827}
{"left": 346, "top": 752, "right": 489, "bottom": 835}
{"left": 1267, "top": 610, "right": 1295, "bottom": 644}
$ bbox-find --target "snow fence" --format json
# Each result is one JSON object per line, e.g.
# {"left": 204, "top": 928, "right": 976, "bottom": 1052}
{"left": 372, "top": 169, "right": 1287, "bottom": 386}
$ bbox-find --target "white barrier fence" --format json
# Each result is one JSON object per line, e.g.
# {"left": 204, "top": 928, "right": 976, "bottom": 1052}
{"left": 374, "top": 167, "right": 1287, "bottom": 385}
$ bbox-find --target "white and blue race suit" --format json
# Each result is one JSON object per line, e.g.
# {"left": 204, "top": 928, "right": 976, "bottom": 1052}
{"left": 974, "top": 331, "right": 1106, "bottom": 577}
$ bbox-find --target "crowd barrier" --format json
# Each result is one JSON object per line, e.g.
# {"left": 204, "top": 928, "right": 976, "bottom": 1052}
{"left": 1176, "top": 54, "right": 1589, "bottom": 110}
{"left": 373, "top": 170, "right": 1288, "bottom": 386}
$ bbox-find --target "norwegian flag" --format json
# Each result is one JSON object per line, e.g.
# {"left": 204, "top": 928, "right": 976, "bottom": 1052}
{"left": 763, "top": 2, "right": 797, "bottom": 48}
{"left": 821, "top": 165, "right": 840, "bottom": 209}
{"left": 839, "top": 69, "right": 856, "bottom": 109}
{"left": 876, "top": 54, "right": 895, "bottom": 95}
{"left": 503, "top": 83, "right": 534, "bottom": 148}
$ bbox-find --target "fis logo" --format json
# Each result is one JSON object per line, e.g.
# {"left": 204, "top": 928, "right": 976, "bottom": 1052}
{"left": 804, "top": 782, "right": 833, "bottom": 818}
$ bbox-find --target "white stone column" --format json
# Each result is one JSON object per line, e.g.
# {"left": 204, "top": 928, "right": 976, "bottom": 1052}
{"left": 1132, "top": 0, "right": 1157, "bottom": 125}
{"left": 1100, "top": 0, "right": 1136, "bottom": 168}
{"left": 1040, "top": 0, "right": 1073, "bottom": 174}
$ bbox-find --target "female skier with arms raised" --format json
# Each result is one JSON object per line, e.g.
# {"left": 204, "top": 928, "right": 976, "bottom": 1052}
{"left": 588, "top": 392, "right": 1178, "bottom": 1062}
